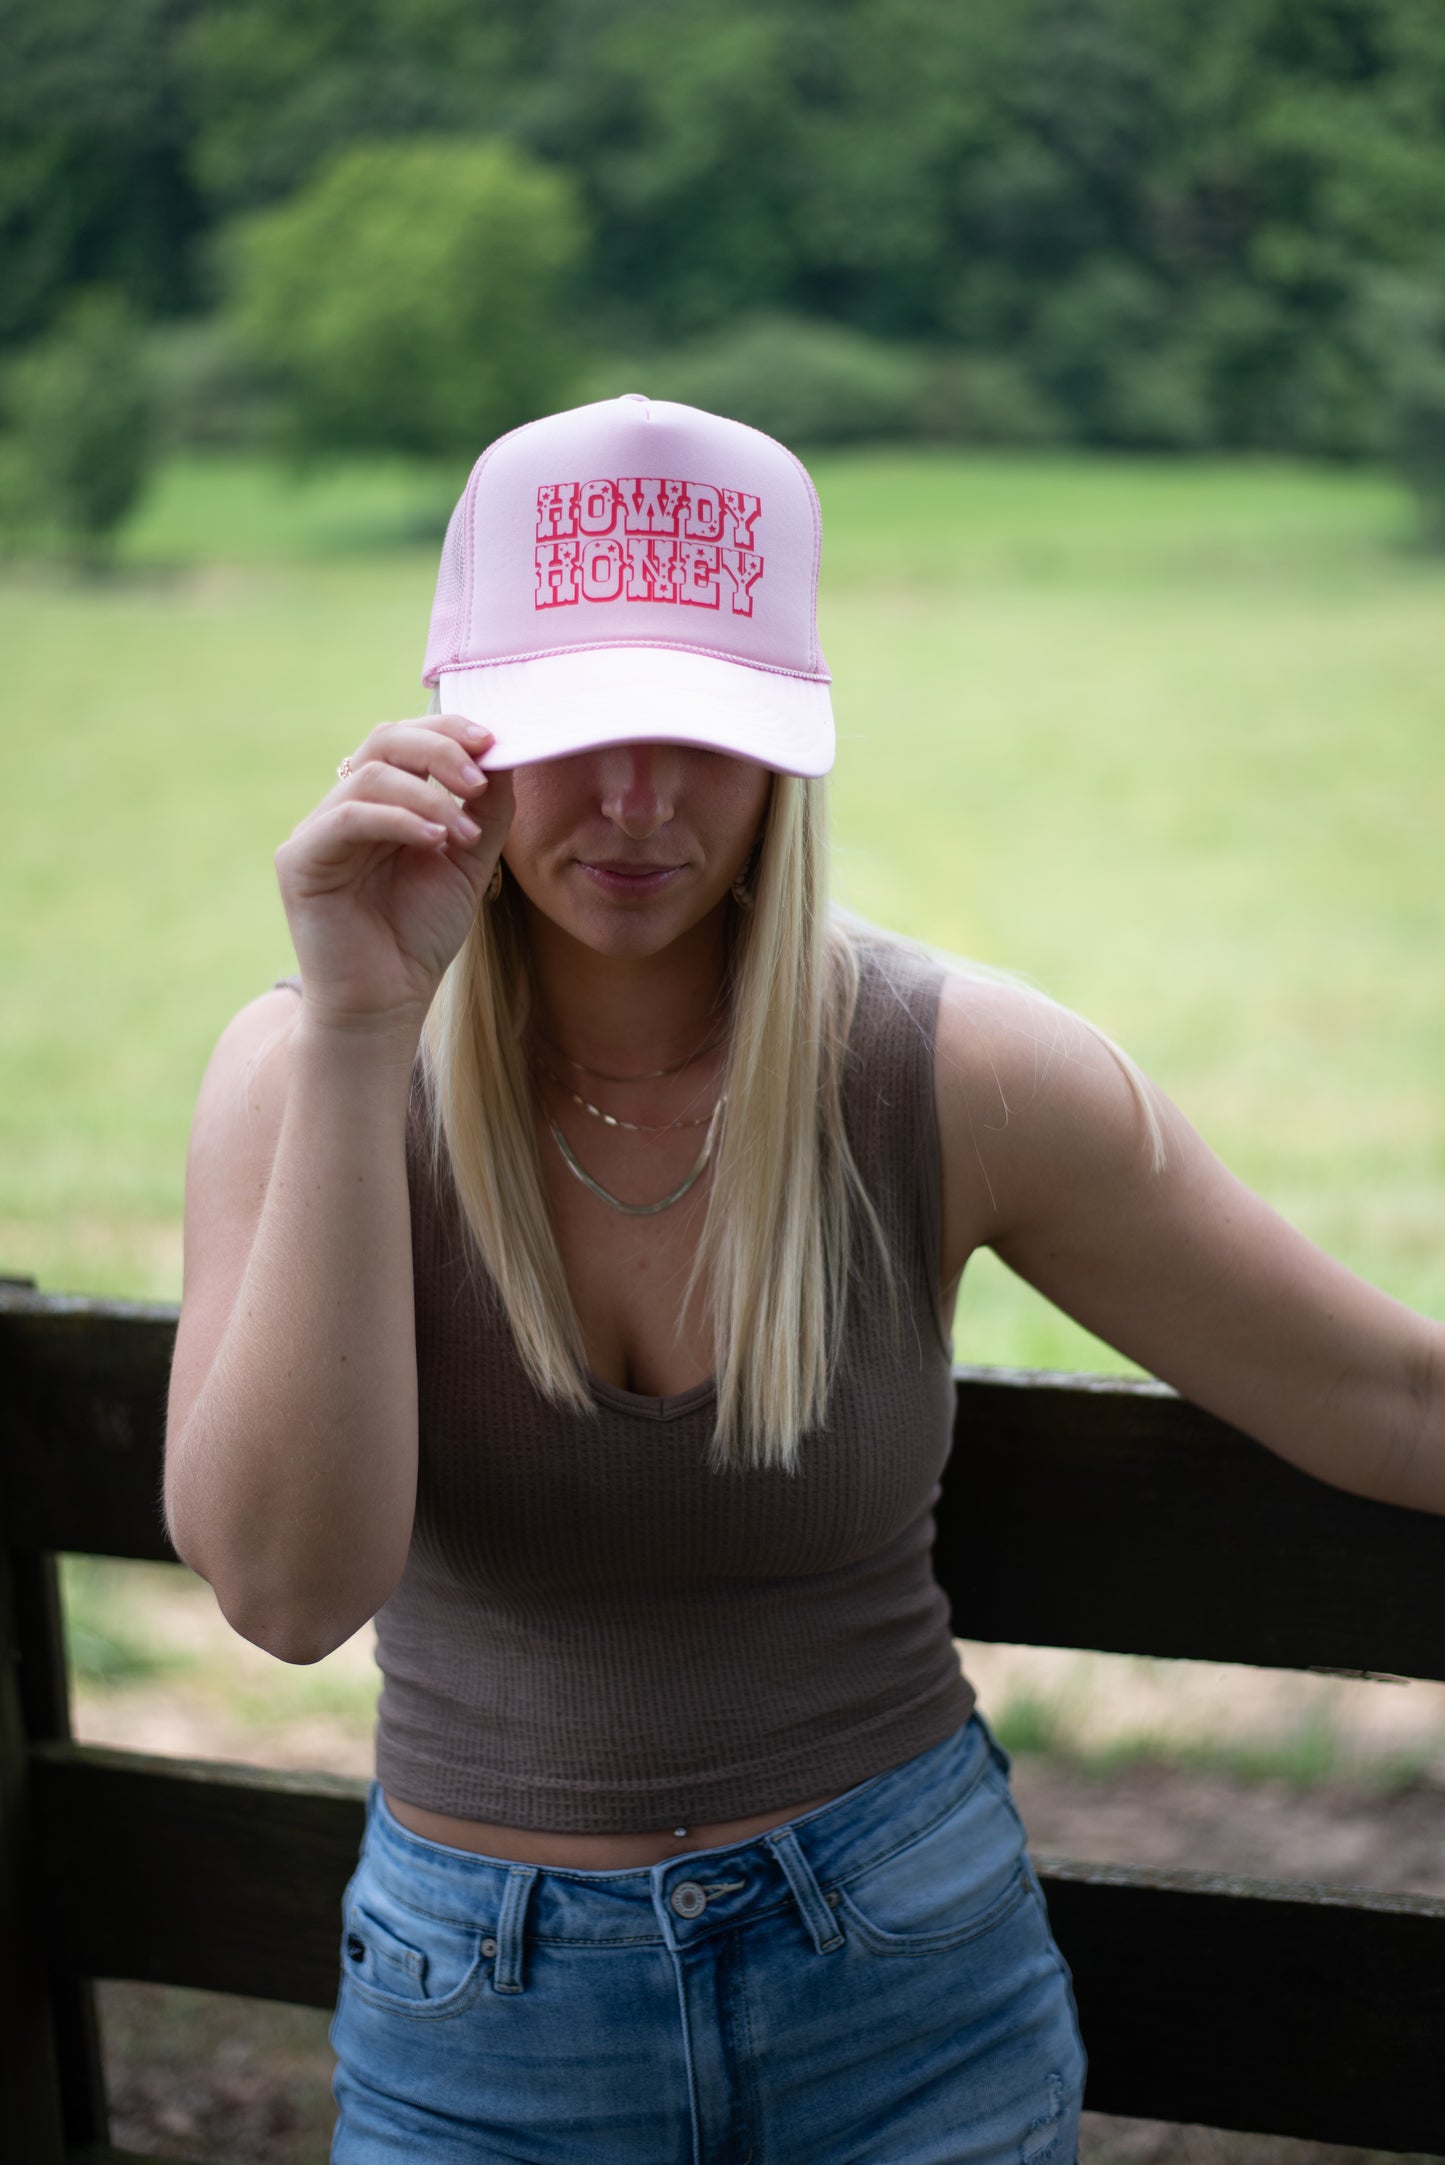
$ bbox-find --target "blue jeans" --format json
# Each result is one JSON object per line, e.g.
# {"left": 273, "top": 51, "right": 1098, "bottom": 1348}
{"left": 329, "top": 1713, "right": 1086, "bottom": 2162}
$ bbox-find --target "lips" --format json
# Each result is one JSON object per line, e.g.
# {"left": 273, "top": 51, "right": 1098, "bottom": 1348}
{"left": 576, "top": 859, "right": 687, "bottom": 897}
{"left": 583, "top": 860, "right": 680, "bottom": 874}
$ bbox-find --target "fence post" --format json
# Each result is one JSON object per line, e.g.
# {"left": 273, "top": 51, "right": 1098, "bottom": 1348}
{"left": 0, "top": 1537, "right": 70, "bottom": 2161}
{"left": 1, "top": 1279, "right": 110, "bottom": 2155}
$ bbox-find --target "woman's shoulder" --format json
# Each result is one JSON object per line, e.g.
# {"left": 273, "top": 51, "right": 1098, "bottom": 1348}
{"left": 840, "top": 925, "right": 1061, "bottom": 1075}
{"left": 188, "top": 984, "right": 308, "bottom": 1159}
{"left": 930, "top": 956, "right": 1168, "bottom": 1262}
{"left": 933, "top": 961, "right": 1089, "bottom": 1077}
{"left": 210, "top": 979, "right": 305, "bottom": 1074}
{"left": 839, "top": 923, "right": 948, "bottom": 1031}
{"left": 837, "top": 919, "right": 1103, "bottom": 1081}
{"left": 931, "top": 960, "right": 1142, "bottom": 1125}
{"left": 203, "top": 975, "right": 305, "bottom": 1065}
{"left": 251, "top": 974, "right": 433, "bottom": 1113}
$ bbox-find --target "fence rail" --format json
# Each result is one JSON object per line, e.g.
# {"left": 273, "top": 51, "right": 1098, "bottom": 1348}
{"left": 3, "top": 1282, "right": 1443, "bottom": 2159}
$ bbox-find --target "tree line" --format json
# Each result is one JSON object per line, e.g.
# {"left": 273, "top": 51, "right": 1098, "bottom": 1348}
{"left": 3, "top": 0, "right": 1445, "bottom": 555}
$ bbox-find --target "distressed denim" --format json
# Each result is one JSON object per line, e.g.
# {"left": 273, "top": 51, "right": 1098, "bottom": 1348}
{"left": 329, "top": 1711, "right": 1086, "bottom": 2163}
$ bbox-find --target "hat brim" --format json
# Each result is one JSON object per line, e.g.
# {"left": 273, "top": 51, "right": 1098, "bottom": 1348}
{"left": 434, "top": 645, "right": 835, "bottom": 777}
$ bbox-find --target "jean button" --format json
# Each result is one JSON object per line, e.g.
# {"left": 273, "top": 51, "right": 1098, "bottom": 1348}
{"left": 670, "top": 1879, "right": 707, "bottom": 1918}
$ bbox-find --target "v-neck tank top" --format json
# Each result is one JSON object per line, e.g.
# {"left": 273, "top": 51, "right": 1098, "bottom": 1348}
{"left": 272, "top": 936, "right": 973, "bottom": 1830}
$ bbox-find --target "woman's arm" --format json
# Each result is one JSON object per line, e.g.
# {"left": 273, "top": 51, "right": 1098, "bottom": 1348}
{"left": 935, "top": 972, "right": 1445, "bottom": 1515}
{"left": 163, "top": 990, "right": 423, "bottom": 1662}
{"left": 164, "top": 709, "right": 509, "bottom": 1662}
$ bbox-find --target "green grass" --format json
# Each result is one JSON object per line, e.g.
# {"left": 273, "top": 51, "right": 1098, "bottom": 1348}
{"left": 121, "top": 448, "right": 463, "bottom": 564}
{"left": 3, "top": 447, "right": 1443, "bottom": 1380}
{"left": 989, "top": 1681, "right": 1436, "bottom": 1794}
{"left": 58, "top": 1555, "right": 193, "bottom": 1687}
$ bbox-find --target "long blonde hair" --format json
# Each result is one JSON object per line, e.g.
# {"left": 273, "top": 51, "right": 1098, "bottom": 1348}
{"left": 418, "top": 771, "right": 896, "bottom": 1472}
{"left": 415, "top": 733, "right": 1168, "bottom": 1471}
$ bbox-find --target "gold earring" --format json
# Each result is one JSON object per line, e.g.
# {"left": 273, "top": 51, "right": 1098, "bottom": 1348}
{"left": 486, "top": 862, "right": 504, "bottom": 903}
{"left": 731, "top": 836, "right": 762, "bottom": 911}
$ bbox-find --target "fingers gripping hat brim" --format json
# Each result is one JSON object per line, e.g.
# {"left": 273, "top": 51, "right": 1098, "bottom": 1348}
{"left": 438, "top": 646, "right": 836, "bottom": 777}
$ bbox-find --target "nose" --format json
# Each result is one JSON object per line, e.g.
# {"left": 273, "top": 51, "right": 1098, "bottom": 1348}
{"left": 597, "top": 744, "right": 678, "bottom": 839}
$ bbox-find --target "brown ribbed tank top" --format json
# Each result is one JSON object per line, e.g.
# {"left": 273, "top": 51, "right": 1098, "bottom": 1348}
{"left": 272, "top": 937, "right": 973, "bottom": 1830}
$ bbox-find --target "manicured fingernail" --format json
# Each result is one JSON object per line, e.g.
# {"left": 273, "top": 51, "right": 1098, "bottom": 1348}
{"left": 464, "top": 721, "right": 488, "bottom": 742}
{"left": 459, "top": 761, "right": 484, "bottom": 786}
{"left": 456, "top": 814, "right": 481, "bottom": 840}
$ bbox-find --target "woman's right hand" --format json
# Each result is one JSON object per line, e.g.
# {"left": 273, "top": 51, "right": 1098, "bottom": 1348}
{"left": 273, "top": 713, "right": 515, "bottom": 1036}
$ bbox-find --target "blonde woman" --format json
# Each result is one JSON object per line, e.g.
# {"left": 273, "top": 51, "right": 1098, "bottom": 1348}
{"left": 163, "top": 397, "right": 1445, "bottom": 2165}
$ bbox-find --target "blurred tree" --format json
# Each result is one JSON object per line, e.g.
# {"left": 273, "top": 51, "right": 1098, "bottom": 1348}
{"left": 181, "top": 0, "right": 543, "bottom": 212}
{"left": 1395, "top": 338, "right": 1445, "bottom": 545}
{"left": 5, "top": 0, "right": 1445, "bottom": 455}
{"left": 1366, "top": 269, "right": 1445, "bottom": 544}
{"left": 146, "top": 318, "right": 279, "bottom": 451}
{"left": 584, "top": 313, "right": 932, "bottom": 446}
{"left": 0, "top": 0, "right": 206, "bottom": 351}
{"left": 506, "top": 0, "right": 1445, "bottom": 453}
{"left": 2, "top": 289, "right": 156, "bottom": 571}
{"left": 1141, "top": 0, "right": 1445, "bottom": 453}
{"left": 224, "top": 138, "right": 587, "bottom": 461}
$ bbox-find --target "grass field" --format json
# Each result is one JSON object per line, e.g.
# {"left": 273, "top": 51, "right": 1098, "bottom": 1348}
{"left": 3, "top": 446, "right": 1443, "bottom": 1374}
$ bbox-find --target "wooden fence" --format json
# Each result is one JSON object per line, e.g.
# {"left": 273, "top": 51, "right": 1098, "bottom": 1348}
{"left": 2, "top": 1277, "right": 1443, "bottom": 2162}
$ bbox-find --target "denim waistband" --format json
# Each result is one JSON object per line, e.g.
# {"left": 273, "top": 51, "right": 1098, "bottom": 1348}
{"left": 356, "top": 1713, "right": 1010, "bottom": 1968}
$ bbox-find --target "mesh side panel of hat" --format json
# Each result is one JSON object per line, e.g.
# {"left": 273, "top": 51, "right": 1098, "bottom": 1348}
{"left": 422, "top": 491, "right": 474, "bottom": 684}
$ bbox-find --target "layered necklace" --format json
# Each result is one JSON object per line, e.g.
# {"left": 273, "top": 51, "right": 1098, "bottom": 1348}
{"left": 533, "top": 1026, "right": 728, "bottom": 1217}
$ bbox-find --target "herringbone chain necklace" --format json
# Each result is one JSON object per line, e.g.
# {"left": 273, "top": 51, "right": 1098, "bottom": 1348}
{"left": 531, "top": 1023, "right": 728, "bottom": 1214}
{"left": 544, "top": 1093, "right": 726, "bottom": 1215}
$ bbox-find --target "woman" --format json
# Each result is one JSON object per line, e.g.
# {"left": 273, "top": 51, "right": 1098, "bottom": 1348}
{"left": 163, "top": 395, "right": 1445, "bottom": 2164}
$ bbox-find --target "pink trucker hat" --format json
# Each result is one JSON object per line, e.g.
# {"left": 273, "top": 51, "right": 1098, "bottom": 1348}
{"left": 421, "top": 393, "right": 834, "bottom": 775}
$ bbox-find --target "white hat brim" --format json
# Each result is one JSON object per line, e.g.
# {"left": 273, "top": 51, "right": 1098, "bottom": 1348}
{"left": 435, "top": 644, "right": 835, "bottom": 777}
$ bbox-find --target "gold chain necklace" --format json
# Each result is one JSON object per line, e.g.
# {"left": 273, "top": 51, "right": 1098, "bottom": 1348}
{"left": 533, "top": 1058, "right": 718, "bottom": 1133}
{"left": 545, "top": 1094, "right": 726, "bottom": 1215}
{"left": 533, "top": 1023, "right": 726, "bottom": 1085}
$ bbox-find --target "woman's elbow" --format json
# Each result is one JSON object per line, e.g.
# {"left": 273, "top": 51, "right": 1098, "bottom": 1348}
{"left": 214, "top": 1588, "right": 355, "bottom": 1666}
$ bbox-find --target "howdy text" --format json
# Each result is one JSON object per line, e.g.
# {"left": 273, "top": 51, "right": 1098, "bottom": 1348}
{"left": 534, "top": 476, "right": 764, "bottom": 614}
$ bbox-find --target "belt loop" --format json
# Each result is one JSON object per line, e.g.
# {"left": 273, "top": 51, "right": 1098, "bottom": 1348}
{"left": 491, "top": 1865, "right": 539, "bottom": 1994}
{"left": 767, "top": 1827, "right": 844, "bottom": 1954}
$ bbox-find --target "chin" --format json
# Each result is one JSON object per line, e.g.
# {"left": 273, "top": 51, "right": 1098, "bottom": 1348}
{"left": 571, "top": 905, "right": 696, "bottom": 958}
{"left": 547, "top": 884, "right": 726, "bottom": 959}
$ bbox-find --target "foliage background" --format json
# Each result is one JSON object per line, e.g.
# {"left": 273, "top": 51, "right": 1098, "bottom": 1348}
{"left": 4, "top": 0, "right": 1445, "bottom": 466}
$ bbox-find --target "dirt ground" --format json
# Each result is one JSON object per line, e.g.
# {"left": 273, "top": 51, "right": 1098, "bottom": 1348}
{"left": 68, "top": 1575, "right": 1445, "bottom": 2164}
